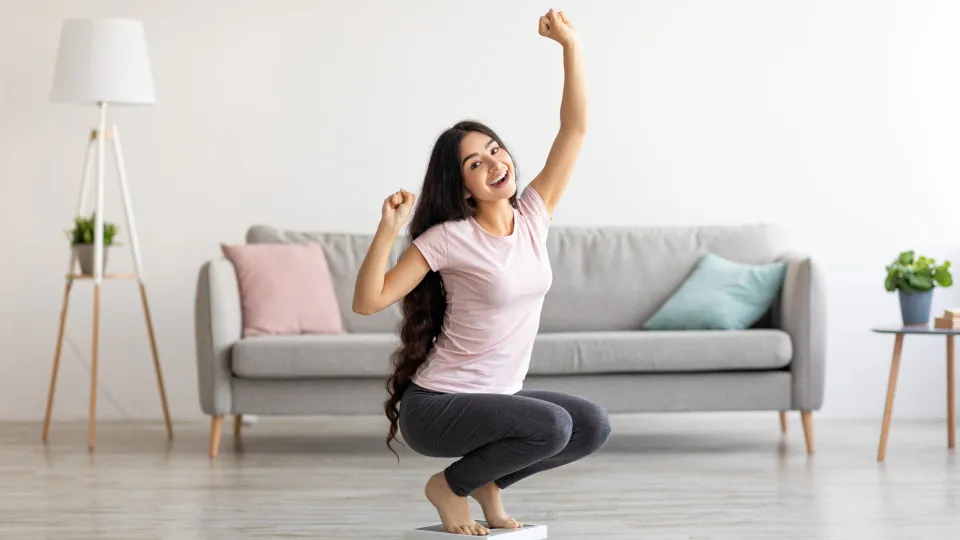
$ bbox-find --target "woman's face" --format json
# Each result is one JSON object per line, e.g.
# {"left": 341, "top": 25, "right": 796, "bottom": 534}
{"left": 459, "top": 131, "right": 515, "bottom": 203}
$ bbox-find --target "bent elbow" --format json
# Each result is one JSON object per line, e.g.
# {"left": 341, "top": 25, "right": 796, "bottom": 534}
{"left": 352, "top": 299, "right": 379, "bottom": 316}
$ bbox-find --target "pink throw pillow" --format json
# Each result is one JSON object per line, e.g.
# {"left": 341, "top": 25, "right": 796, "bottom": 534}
{"left": 221, "top": 243, "right": 343, "bottom": 336}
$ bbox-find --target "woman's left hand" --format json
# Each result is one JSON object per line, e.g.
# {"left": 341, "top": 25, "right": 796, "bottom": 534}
{"left": 538, "top": 9, "right": 578, "bottom": 47}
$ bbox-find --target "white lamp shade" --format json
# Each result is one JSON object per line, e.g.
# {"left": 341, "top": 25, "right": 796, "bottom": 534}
{"left": 51, "top": 18, "right": 155, "bottom": 105}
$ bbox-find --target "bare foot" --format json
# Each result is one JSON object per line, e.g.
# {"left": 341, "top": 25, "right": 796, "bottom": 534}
{"left": 471, "top": 482, "right": 522, "bottom": 529}
{"left": 425, "top": 472, "right": 489, "bottom": 536}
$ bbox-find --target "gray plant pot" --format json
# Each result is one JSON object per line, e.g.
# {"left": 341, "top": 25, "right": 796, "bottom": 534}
{"left": 899, "top": 289, "right": 933, "bottom": 326}
{"left": 72, "top": 244, "right": 109, "bottom": 275}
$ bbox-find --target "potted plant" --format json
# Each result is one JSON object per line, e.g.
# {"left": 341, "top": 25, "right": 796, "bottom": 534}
{"left": 885, "top": 250, "right": 953, "bottom": 325}
{"left": 69, "top": 214, "right": 119, "bottom": 275}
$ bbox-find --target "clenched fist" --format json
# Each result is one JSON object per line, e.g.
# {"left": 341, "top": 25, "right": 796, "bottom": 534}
{"left": 381, "top": 189, "right": 415, "bottom": 230}
{"left": 539, "top": 9, "right": 577, "bottom": 47}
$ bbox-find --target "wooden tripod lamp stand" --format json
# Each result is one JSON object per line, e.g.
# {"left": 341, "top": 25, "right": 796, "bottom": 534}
{"left": 44, "top": 18, "right": 173, "bottom": 450}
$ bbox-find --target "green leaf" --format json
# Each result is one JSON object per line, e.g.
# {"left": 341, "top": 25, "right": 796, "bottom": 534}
{"left": 68, "top": 213, "right": 120, "bottom": 245}
{"left": 935, "top": 265, "right": 953, "bottom": 287}
{"left": 895, "top": 275, "right": 911, "bottom": 293}
{"left": 907, "top": 274, "right": 934, "bottom": 291}
{"left": 885, "top": 251, "right": 956, "bottom": 291}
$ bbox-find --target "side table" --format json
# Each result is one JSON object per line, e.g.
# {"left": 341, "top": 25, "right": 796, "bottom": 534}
{"left": 872, "top": 325, "right": 957, "bottom": 462}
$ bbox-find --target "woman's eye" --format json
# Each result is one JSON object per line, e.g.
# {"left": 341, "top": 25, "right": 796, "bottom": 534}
{"left": 491, "top": 147, "right": 499, "bottom": 154}
{"left": 471, "top": 162, "right": 480, "bottom": 169}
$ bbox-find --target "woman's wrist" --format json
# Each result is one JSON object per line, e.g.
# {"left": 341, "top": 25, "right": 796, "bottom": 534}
{"left": 378, "top": 219, "right": 403, "bottom": 237}
{"left": 560, "top": 35, "right": 581, "bottom": 50}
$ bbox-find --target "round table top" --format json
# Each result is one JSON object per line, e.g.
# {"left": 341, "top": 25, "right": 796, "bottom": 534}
{"left": 872, "top": 325, "right": 960, "bottom": 335}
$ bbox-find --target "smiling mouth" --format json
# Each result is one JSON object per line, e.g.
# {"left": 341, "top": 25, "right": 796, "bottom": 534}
{"left": 490, "top": 170, "right": 510, "bottom": 187}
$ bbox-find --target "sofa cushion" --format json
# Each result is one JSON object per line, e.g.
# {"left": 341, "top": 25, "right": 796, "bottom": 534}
{"left": 246, "top": 227, "right": 407, "bottom": 334}
{"left": 221, "top": 243, "right": 343, "bottom": 337}
{"left": 643, "top": 253, "right": 788, "bottom": 331}
{"left": 232, "top": 330, "right": 792, "bottom": 379}
{"left": 233, "top": 333, "right": 399, "bottom": 378}
{"left": 529, "top": 330, "right": 792, "bottom": 374}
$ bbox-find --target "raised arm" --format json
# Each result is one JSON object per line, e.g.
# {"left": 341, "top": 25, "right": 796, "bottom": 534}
{"left": 353, "top": 190, "right": 430, "bottom": 315}
{"left": 529, "top": 9, "right": 587, "bottom": 217}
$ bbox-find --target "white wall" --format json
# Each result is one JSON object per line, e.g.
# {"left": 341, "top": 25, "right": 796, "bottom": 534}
{"left": 1, "top": 0, "right": 958, "bottom": 422}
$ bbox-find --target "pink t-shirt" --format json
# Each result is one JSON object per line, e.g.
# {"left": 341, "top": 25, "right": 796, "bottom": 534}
{"left": 410, "top": 185, "right": 553, "bottom": 394}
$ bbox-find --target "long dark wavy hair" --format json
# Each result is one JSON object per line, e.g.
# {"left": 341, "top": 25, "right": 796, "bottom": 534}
{"left": 384, "top": 120, "right": 519, "bottom": 459}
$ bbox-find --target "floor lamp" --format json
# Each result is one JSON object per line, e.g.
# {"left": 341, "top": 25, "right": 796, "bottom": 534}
{"left": 43, "top": 18, "right": 173, "bottom": 450}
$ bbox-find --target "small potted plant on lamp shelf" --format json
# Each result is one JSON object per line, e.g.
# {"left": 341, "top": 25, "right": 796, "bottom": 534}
{"left": 68, "top": 214, "right": 119, "bottom": 275}
{"left": 885, "top": 250, "right": 953, "bottom": 325}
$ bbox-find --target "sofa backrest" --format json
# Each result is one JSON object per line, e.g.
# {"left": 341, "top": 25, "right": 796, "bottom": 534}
{"left": 246, "top": 223, "right": 785, "bottom": 333}
{"left": 539, "top": 224, "right": 784, "bottom": 332}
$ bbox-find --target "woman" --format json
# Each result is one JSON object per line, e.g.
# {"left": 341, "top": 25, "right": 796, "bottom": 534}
{"left": 353, "top": 9, "right": 610, "bottom": 536}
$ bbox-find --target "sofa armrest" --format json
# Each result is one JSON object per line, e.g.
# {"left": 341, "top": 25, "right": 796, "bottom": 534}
{"left": 194, "top": 258, "right": 242, "bottom": 415}
{"left": 777, "top": 252, "right": 827, "bottom": 411}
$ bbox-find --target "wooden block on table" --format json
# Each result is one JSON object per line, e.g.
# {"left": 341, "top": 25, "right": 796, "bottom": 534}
{"left": 935, "top": 317, "right": 960, "bottom": 329}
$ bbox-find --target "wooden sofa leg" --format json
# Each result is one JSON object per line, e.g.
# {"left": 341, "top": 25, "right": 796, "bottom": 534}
{"left": 801, "top": 411, "right": 814, "bottom": 454}
{"left": 209, "top": 415, "right": 223, "bottom": 458}
{"left": 234, "top": 414, "right": 243, "bottom": 443}
{"left": 779, "top": 411, "right": 787, "bottom": 434}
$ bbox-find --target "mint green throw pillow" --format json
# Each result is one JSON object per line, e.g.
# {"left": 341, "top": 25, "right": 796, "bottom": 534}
{"left": 643, "top": 253, "right": 787, "bottom": 331}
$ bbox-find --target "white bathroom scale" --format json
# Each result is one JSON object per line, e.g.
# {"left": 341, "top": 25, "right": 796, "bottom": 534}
{"left": 405, "top": 522, "right": 547, "bottom": 539}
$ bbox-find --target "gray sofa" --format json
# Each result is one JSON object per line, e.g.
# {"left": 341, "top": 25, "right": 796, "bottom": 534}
{"left": 195, "top": 223, "right": 825, "bottom": 458}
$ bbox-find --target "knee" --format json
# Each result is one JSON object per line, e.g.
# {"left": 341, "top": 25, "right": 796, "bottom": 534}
{"left": 540, "top": 407, "right": 574, "bottom": 455}
{"left": 589, "top": 407, "right": 613, "bottom": 452}
{"left": 583, "top": 407, "right": 612, "bottom": 452}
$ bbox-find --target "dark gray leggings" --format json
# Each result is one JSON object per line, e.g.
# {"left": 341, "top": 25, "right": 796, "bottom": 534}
{"left": 398, "top": 383, "right": 612, "bottom": 497}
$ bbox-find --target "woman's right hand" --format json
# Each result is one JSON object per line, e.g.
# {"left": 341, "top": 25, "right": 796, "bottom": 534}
{"left": 356, "top": 188, "right": 428, "bottom": 316}
{"left": 381, "top": 189, "right": 416, "bottom": 231}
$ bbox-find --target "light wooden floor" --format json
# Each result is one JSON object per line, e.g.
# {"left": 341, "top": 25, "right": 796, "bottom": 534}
{"left": 5, "top": 414, "right": 959, "bottom": 539}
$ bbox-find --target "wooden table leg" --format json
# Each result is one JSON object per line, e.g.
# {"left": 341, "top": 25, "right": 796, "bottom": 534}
{"left": 139, "top": 283, "right": 173, "bottom": 440}
{"left": 948, "top": 335, "right": 955, "bottom": 450}
{"left": 43, "top": 279, "right": 73, "bottom": 442}
{"left": 878, "top": 333, "right": 904, "bottom": 462}
{"left": 88, "top": 284, "right": 101, "bottom": 452}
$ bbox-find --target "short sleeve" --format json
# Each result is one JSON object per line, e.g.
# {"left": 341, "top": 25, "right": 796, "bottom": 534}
{"left": 517, "top": 185, "right": 551, "bottom": 238}
{"left": 412, "top": 223, "right": 448, "bottom": 271}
